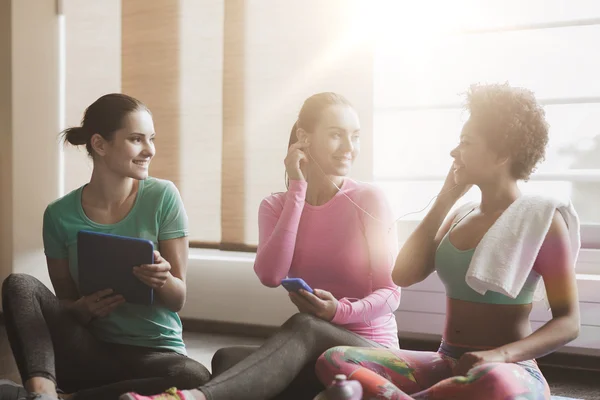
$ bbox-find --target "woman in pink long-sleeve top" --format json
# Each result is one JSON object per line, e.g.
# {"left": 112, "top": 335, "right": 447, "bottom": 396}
{"left": 120, "top": 92, "right": 401, "bottom": 400}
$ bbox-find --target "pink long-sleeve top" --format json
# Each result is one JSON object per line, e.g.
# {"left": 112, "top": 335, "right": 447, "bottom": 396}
{"left": 254, "top": 179, "right": 401, "bottom": 348}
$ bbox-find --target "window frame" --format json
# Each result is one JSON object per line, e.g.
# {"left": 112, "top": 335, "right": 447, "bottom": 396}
{"left": 372, "top": 14, "right": 600, "bottom": 251}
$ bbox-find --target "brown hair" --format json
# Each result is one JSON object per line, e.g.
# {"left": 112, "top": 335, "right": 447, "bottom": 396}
{"left": 61, "top": 93, "right": 149, "bottom": 156}
{"left": 286, "top": 92, "right": 353, "bottom": 187}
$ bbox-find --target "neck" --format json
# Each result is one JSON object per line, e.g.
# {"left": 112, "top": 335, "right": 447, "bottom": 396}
{"left": 478, "top": 176, "right": 520, "bottom": 214}
{"left": 86, "top": 164, "right": 137, "bottom": 208}
{"left": 304, "top": 164, "right": 343, "bottom": 206}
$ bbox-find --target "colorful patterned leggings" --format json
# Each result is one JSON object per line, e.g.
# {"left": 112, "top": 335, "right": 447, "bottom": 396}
{"left": 315, "top": 341, "right": 551, "bottom": 400}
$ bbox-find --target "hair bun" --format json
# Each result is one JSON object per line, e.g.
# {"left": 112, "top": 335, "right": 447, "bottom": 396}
{"left": 62, "top": 126, "right": 91, "bottom": 146}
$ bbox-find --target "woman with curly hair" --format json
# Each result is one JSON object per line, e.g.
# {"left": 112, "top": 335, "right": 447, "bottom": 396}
{"left": 314, "top": 83, "right": 581, "bottom": 400}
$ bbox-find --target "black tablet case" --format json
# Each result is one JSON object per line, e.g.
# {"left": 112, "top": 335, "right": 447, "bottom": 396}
{"left": 77, "top": 230, "right": 154, "bottom": 305}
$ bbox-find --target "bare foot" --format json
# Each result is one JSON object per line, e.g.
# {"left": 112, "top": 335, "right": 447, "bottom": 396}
{"left": 25, "top": 377, "right": 58, "bottom": 398}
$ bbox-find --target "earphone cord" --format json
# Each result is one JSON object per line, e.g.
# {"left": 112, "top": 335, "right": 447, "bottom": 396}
{"left": 306, "top": 149, "right": 458, "bottom": 231}
{"left": 305, "top": 149, "right": 459, "bottom": 327}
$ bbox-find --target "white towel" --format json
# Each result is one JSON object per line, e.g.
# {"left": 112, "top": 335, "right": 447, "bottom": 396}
{"left": 464, "top": 195, "right": 581, "bottom": 306}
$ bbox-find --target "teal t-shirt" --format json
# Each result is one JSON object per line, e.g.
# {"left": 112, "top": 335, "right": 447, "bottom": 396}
{"left": 43, "top": 177, "right": 188, "bottom": 355}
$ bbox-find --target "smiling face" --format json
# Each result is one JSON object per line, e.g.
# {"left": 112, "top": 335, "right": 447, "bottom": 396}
{"left": 450, "top": 118, "right": 509, "bottom": 186}
{"left": 91, "top": 110, "right": 156, "bottom": 180}
{"left": 301, "top": 104, "right": 361, "bottom": 177}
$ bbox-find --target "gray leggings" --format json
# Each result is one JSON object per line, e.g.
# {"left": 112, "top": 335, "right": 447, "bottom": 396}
{"left": 200, "top": 313, "right": 385, "bottom": 400}
{"left": 1, "top": 274, "right": 210, "bottom": 400}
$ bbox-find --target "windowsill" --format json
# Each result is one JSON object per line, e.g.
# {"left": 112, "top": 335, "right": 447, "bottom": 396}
{"left": 189, "top": 247, "right": 255, "bottom": 262}
{"left": 183, "top": 247, "right": 600, "bottom": 353}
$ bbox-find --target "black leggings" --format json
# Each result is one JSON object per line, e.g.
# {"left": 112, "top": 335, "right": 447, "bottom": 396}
{"left": 1, "top": 274, "right": 210, "bottom": 400}
{"left": 200, "top": 313, "right": 385, "bottom": 400}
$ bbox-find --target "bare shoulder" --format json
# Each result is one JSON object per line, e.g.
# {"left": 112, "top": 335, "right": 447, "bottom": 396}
{"left": 434, "top": 202, "right": 477, "bottom": 243}
{"left": 540, "top": 210, "right": 570, "bottom": 254}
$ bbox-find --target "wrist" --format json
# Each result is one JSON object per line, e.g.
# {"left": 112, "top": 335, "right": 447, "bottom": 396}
{"left": 68, "top": 299, "right": 93, "bottom": 324}
{"left": 330, "top": 299, "right": 347, "bottom": 324}
{"left": 65, "top": 297, "right": 83, "bottom": 313}
{"left": 328, "top": 299, "right": 339, "bottom": 322}
{"left": 433, "top": 195, "right": 457, "bottom": 211}
{"left": 287, "top": 179, "right": 308, "bottom": 198}
{"left": 492, "top": 346, "right": 511, "bottom": 363}
{"left": 288, "top": 175, "right": 305, "bottom": 183}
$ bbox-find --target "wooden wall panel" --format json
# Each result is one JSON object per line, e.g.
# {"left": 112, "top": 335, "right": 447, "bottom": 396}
{"left": 122, "top": 0, "right": 181, "bottom": 186}
{"left": 221, "top": 0, "right": 246, "bottom": 247}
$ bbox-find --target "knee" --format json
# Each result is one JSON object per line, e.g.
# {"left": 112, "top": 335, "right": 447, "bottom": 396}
{"left": 466, "top": 362, "right": 517, "bottom": 386}
{"left": 315, "top": 346, "right": 351, "bottom": 384}
{"left": 168, "top": 358, "right": 211, "bottom": 389}
{"left": 316, "top": 346, "right": 357, "bottom": 371}
{"left": 285, "top": 312, "right": 324, "bottom": 332}
{"left": 2, "top": 273, "right": 40, "bottom": 299}
{"left": 283, "top": 313, "right": 328, "bottom": 345}
{"left": 319, "top": 346, "right": 351, "bottom": 364}
{"left": 211, "top": 346, "right": 252, "bottom": 375}
{"left": 211, "top": 347, "right": 231, "bottom": 370}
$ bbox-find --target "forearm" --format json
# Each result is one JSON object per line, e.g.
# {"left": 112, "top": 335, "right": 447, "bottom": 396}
{"left": 332, "top": 287, "right": 401, "bottom": 325}
{"left": 497, "top": 315, "right": 580, "bottom": 363}
{"left": 59, "top": 298, "right": 96, "bottom": 324}
{"left": 156, "top": 273, "right": 187, "bottom": 312}
{"left": 393, "top": 200, "right": 453, "bottom": 286}
{"left": 254, "top": 181, "right": 306, "bottom": 286}
{"left": 60, "top": 298, "right": 79, "bottom": 315}
{"left": 254, "top": 234, "right": 298, "bottom": 287}
{"left": 59, "top": 298, "right": 77, "bottom": 308}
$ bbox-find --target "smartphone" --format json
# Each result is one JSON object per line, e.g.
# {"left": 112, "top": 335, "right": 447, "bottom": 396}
{"left": 281, "top": 278, "right": 314, "bottom": 294}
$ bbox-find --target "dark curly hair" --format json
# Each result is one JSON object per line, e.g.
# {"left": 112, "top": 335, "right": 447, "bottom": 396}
{"left": 465, "top": 83, "right": 549, "bottom": 180}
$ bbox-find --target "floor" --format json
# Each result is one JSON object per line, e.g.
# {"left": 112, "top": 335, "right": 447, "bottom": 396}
{"left": 1, "top": 327, "right": 599, "bottom": 399}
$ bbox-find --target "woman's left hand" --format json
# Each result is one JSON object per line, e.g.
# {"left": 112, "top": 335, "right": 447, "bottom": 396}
{"left": 453, "top": 349, "right": 507, "bottom": 376}
{"left": 289, "top": 289, "right": 338, "bottom": 321}
{"left": 133, "top": 250, "right": 172, "bottom": 289}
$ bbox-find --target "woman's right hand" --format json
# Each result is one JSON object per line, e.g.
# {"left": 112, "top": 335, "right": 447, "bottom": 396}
{"left": 437, "top": 166, "right": 472, "bottom": 205}
{"left": 285, "top": 141, "right": 310, "bottom": 182}
{"left": 72, "top": 289, "right": 125, "bottom": 324}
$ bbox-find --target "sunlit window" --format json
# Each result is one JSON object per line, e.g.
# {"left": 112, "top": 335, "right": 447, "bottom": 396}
{"left": 371, "top": 0, "right": 600, "bottom": 246}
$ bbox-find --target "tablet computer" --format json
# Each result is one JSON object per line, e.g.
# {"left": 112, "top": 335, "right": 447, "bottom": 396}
{"left": 77, "top": 230, "right": 154, "bottom": 305}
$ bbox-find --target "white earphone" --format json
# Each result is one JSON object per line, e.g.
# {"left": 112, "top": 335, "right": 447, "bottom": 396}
{"left": 301, "top": 137, "right": 459, "bottom": 326}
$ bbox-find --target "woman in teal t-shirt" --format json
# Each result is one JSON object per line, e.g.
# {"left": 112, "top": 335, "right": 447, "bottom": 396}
{"left": 1, "top": 94, "right": 209, "bottom": 400}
